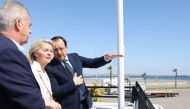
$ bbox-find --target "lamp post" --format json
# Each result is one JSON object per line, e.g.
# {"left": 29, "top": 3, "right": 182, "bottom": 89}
{"left": 142, "top": 72, "right": 147, "bottom": 86}
{"left": 108, "top": 66, "right": 112, "bottom": 85}
{"left": 173, "top": 68, "right": 178, "bottom": 88}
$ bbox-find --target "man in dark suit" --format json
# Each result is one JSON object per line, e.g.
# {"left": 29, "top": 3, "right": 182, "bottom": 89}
{"left": 45, "top": 36, "right": 123, "bottom": 109}
{"left": 0, "top": 1, "right": 45, "bottom": 109}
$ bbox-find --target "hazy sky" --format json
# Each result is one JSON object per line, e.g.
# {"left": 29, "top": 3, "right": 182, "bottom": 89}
{"left": 1, "top": 0, "right": 189, "bottom": 76}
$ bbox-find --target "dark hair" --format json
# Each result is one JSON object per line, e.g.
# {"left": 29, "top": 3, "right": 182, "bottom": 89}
{"left": 51, "top": 36, "right": 67, "bottom": 47}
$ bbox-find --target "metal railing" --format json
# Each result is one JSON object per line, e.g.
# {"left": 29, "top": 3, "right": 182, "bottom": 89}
{"left": 86, "top": 85, "right": 133, "bottom": 101}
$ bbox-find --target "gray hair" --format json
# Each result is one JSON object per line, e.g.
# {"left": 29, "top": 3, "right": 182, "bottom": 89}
{"left": 28, "top": 39, "right": 53, "bottom": 62}
{"left": 0, "top": 0, "right": 29, "bottom": 32}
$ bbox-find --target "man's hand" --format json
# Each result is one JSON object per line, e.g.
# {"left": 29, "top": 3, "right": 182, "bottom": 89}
{"left": 105, "top": 54, "right": 124, "bottom": 61}
{"left": 73, "top": 73, "right": 83, "bottom": 86}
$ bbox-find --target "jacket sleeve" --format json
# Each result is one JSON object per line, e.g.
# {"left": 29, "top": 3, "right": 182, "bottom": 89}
{"left": 78, "top": 54, "right": 111, "bottom": 68}
{"left": 0, "top": 48, "right": 45, "bottom": 109}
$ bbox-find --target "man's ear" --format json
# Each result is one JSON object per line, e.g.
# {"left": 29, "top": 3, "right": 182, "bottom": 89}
{"left": 14, "top": 19, "right": 22, "bottom": 31}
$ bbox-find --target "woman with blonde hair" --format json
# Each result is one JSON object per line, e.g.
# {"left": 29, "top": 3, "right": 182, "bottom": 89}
{"left": 28, "top": 39, "right": 61, "bottom": 109}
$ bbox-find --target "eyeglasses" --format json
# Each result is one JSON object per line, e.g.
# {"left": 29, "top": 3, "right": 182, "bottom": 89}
{"left": 28, "top": 23, "right": 32, "bottom": 28}
{"left": 29, "top": 23, "right": 32, "bottom": 27}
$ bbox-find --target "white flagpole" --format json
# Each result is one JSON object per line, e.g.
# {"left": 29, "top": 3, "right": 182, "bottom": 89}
{"left": 117, "top": 0, "right": 125, "bottom": 108}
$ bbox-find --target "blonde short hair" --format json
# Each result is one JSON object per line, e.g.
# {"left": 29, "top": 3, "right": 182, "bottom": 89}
{"left": 28, "top": 39, "right": 53, "bottom": 63}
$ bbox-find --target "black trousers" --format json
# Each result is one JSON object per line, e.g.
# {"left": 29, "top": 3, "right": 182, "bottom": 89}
{"left": 80, "top": 100, "right": 89, "bottom": 109}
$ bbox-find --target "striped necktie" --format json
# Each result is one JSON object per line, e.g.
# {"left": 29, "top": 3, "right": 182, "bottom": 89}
{"left": 63, "top": 59, "right": 74, "bottom": 75}
{"left": 63, "top": 59, "right": 86, "bottom": 100}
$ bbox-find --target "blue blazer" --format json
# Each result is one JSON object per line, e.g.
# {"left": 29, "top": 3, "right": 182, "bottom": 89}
{"left": 46, "top": 53, "right": 110, "bottom": 109}
{"left": 0, "top": 36, "right": 45, "bottom": 109}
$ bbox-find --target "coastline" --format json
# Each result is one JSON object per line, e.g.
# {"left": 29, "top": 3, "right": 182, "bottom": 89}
{"left": 85, "top": 77, "right": 190, "bottom": 109}
{"left": 84, "top": 77, "right": 190, "bottom": 89}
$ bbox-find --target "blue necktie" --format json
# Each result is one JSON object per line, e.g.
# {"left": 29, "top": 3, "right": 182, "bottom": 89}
{"left": 63, "top": 60, "right": 74, "bottom": 75}
{"left": 63, "top": 59, "right": 86, "bottom": 100}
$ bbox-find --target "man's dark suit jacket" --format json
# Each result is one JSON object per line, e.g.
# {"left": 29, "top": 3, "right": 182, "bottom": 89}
{"left": 45, "top": 53, "right": 110, "bottom": 109}
{"left": 0, "top": 36, "right": 45, "bottom": 109}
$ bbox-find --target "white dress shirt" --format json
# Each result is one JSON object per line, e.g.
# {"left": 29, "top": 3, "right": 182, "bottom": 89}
{"left": 31, "top": 61, "right": 53, "bottom": 105}
{"left": 60, "top": 55, "right": 73, "bottom": 68}
{"left": 8, "top": 37, "right": 24, "bottom": 52}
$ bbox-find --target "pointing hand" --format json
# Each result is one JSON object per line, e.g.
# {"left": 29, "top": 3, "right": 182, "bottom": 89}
{"left": 105, "top": 54, "right": 124, "bottom": 60}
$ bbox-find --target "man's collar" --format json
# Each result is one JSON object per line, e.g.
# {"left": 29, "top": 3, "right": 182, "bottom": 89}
{"left": 65, "top": 55, "right": 69, "bottom": 60}
{"left": 59, "top": 55, "right": 69, "bottom": 62}
{"left": 8, "top": 37, "right": 24, "bottom": 52}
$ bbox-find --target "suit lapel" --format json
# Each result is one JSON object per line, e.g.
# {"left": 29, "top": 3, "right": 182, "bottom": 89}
{"left": 68, "top": 54, "right": 76, "bottom": 73}
{"left": 67, "top": 54, "right": 79, "bottom": 74}
{"left": 68, "top": 54, "right": 83, "bottom": 76}
{"left": 32, "top": 61, "right": 53, "bottom": 97}
{"left": 39, "top": 72, "right": 53, "bottom": 96}
{"left": 56, "top": 60, "right": 73, "bottom": 78}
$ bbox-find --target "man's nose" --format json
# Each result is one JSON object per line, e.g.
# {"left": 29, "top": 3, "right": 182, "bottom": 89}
{"left": 57, "top": 49, "right": 62, "bottom": 54}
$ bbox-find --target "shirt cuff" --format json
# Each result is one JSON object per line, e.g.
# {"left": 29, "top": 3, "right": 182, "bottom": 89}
{"left": 104, "top": 54, "right": 110, "bottom": 62}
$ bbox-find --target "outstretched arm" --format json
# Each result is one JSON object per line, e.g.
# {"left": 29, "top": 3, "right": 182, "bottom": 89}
{"left": 105, "top": 54, "right": 124, "bottom": 61}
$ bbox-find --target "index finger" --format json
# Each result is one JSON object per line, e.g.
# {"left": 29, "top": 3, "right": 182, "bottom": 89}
{"left": 112, "top": 54, "right": 124, "bottom": 57}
